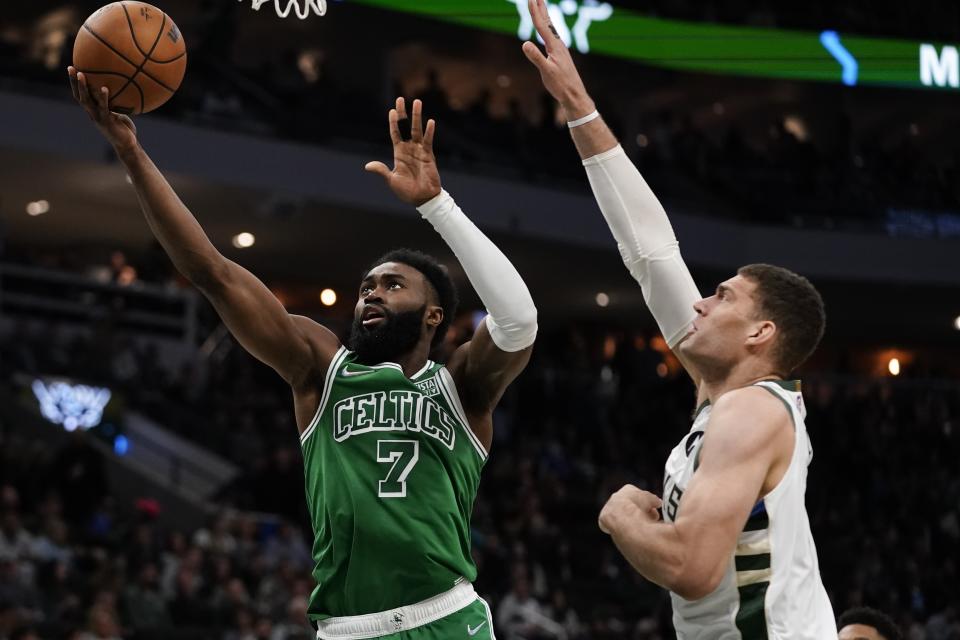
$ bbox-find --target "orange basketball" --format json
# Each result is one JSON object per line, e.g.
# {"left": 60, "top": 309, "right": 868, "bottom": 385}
{"left": 73, "top": 2, "right": 187, "bottom": 115}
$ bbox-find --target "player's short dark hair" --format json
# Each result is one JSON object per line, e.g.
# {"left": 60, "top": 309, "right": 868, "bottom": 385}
{"left": 365, "top": 248, "right": 459, "bottom": 346}
{"left": 838, "top": 607, "right": 902, "bottom": 640}
{"left": 737, "top": 264, "right": 825, "bottom": 374}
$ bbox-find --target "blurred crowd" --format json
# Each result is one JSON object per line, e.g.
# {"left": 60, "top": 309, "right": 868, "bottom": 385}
{"left": 0, "top": 430, "right": 317, "bottom": 640}
{"left": 3, "top": 319, "right": 960, "bottom": 639}
{"left": 1, "top": 246, "right": 177, "bottom": 291}
{"left": 3, "top": 3, "right": 960, "bottom": 233}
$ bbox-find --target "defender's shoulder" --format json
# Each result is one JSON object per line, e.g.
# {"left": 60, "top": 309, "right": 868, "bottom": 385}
{"left": 708, "top": 386, "right": 792, "bottom": 439}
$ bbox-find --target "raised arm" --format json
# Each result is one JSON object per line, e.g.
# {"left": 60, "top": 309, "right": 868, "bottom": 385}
{"left": 68, "top": 68, "right": 339, "bottom": 399}
{"left": 597, "top": 388, "right": 793, "bottom": 599}
{"left": 365, "top": 98, "right": 537, "bottom": 424}
{"left": 521, "top": 0, "right": 703, "bottom": 386}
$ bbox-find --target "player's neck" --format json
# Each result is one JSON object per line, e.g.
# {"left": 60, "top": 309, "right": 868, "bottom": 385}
{"left": 389, "top": 343, "right": 433, "bottom": 379}
{"left": 699, "top": 359, "right": 783, "bottom": 404}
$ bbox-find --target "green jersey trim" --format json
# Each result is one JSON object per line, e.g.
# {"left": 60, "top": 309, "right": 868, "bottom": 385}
{"left": 756, "top": 384, "right": 798, "bottom": 431}
{"left": 300, "top": 346, "right": 350, "bottom": 446}
{"left": 693, "top": 398, "right": 711, "bottom": 419}
{"left": 357, "top": 359, "right": 435, "bottom": 380}
{"left": 437, "top": 368, "right": 488, "bottom": 461}
{"left": 411, "top": 360, "right": 435, "bottom": 379}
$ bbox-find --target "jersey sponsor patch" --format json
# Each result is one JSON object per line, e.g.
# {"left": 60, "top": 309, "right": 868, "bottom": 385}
{"left": 415, "top": 377, "right": 441, "bottom": 397}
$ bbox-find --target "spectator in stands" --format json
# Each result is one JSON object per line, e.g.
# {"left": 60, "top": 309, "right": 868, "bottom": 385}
{"left": 0, "top": 511, "right": 33, "bottom": 564}
{"left": 87, "top": 251, "right": 138, "bottom": 287}
{"left": 79, "top": 595, "right": 123, "bottom": 640}
{"left": 923, "top": 606, "right": 960, "bottom": 640}
{"left": 496, "top": 565, "right": 567, "bottom": 640}
{"left": 121, "top": 562, "right": 171, "bottom": 637}
{"left": 838, "top": 606, "right": 903, "bottom": 640}
{"left": 35, "top": 559, "right": 81, "bottom": 633}
{"left": 262, "top": 522, "right": 311, "bottom": 572}
{"left": 48, "top": 431, "right": 107, "bottom": 527}
{"left": 29, "top": 518, "right": 71, "bottom": 565}
{"left": 272, "top": 594, "right": 313, "bottom": 640}
{"left": 193, "top": 513, "right": 238, "bottom": 556}
{"left": 0, "top": 553, "right": 42, "bottom": 634}
{"left": 8, "top": 625, "right": 43, "bottom": 640}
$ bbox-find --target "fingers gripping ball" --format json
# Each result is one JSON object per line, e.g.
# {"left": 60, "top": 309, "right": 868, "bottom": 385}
{"left": 73, "top": 2, "right": 186, "bottom": 115}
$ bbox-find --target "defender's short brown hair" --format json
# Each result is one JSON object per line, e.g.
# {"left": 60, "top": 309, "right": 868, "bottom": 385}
{"left": 738, "top": 264, "right": 826, "bottom": 374}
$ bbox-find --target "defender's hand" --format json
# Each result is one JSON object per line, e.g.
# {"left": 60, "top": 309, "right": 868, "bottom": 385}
{"left": 521, "top": 0, "right": 595, "bottom": 119}
{"left": 68, "top": 66, "right": 138, "bottom": 154}
{"left": 599, "top": 485, "right": 662, "bottom": 534}
{"left": 365, "top": 98, "right": 442, "bottom": 207}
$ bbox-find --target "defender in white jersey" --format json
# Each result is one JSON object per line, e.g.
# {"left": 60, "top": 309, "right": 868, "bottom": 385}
{"left": 521, "top": 0, "right": 836, "bottom": 636}
{"left": 660, "top": 380, "right": 833, "bottom": 638}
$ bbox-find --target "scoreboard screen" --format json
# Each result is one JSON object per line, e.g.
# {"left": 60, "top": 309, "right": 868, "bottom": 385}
{"left": 349, "top": 0, "right": 960, "bottom": 91}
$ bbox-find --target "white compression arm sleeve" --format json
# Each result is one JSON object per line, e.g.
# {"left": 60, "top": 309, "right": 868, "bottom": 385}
{"left": 417, "top": 190, "right": 538, "bottom": 352}
{"left": 583, "top": 145, "right": 701, "bottom": 348}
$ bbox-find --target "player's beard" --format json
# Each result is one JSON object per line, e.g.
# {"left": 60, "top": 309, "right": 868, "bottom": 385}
{"left": 348, "top": 305, "right": 427, "bottom": 364}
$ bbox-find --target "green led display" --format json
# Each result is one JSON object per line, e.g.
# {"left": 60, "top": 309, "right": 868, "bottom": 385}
{"left": 347, "top": 0, "right": 959, "bottom": 91}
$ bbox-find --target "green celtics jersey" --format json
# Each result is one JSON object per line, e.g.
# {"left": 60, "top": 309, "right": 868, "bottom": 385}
{"left": 299, "top": 347, "right": 488, "bottom": 621}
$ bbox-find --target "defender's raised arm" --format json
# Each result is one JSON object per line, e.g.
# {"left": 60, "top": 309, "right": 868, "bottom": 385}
{"left": 522, "top": 0, "right": 703, "bottom": 383}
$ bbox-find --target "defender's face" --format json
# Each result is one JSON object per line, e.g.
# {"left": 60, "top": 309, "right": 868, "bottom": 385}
{"left": 678, "top": 274, "right": 761, "bottom": 366}
{"left": 355, "top": 262, "right": 431, "bottom": 330}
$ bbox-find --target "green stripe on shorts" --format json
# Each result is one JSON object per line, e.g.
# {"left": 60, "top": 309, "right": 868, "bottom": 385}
{"left": 735, "top": 553, "right": 771, "bottom": 572}
{"left": 735, "top": 581, "right": 770, "bottom": 639}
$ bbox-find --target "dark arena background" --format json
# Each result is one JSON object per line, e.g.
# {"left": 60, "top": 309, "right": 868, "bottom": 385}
{"left": 2, "top": 1, "right": 960, "bottom": 638}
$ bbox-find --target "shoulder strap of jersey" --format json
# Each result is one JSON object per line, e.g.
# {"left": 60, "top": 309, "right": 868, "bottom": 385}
{"left": 435, "top": 366, "right": 489, "bottom": 462}
{"left": 409, "top": 359, "right": 439, "bottom": 381}
{"left": 753, "top": 379, "right": 805, "bottom": 431}
{"left": 300, "top": 346, "right": 350, "bottom": 445}
{"left": 754, "top": 379, "right": 814, "bottom": 468}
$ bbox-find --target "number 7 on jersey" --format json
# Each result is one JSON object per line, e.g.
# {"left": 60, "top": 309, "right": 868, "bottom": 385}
{"left": 376, "top": 439, "right": 420, "bottom": 498}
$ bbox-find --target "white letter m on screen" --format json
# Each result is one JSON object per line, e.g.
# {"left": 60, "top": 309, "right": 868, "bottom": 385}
{"left": 920, "top": 44, "right": 959, "bottom": 88}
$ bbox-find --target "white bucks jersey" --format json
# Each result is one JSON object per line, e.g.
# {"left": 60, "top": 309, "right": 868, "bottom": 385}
{"left": 662, "top": 380, "right": 836, "bottom": 639}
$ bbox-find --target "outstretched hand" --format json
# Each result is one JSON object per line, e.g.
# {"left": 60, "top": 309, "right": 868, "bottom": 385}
{"left": 521, "top": 0, "right": 595, "bottom": 119}
{"left": 68, "top": 66, "right": 138, "bottom": 154}
{"left": 365, "top": 97, "right": 442, "bottom": 207}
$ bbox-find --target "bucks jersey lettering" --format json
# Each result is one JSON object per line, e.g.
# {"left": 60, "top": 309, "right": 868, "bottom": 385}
{"left": 300, "top": 347, "right": 487, "bottom": 621}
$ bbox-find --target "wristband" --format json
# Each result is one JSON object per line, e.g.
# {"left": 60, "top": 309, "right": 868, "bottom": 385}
{"left": 567, "top": 110, "right": 600, "bottom": 129}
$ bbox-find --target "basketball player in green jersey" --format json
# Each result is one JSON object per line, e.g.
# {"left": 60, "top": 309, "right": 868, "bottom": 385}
{"left": 70, "top": 68, "right": 537, "bottom": 638}
{"left": 522, "top": 0, "right": 835, "bottom": 636}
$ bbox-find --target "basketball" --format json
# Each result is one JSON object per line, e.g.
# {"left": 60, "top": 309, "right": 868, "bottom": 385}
{"left": 73, "top": 2, "right": 186, "bottom": 115}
